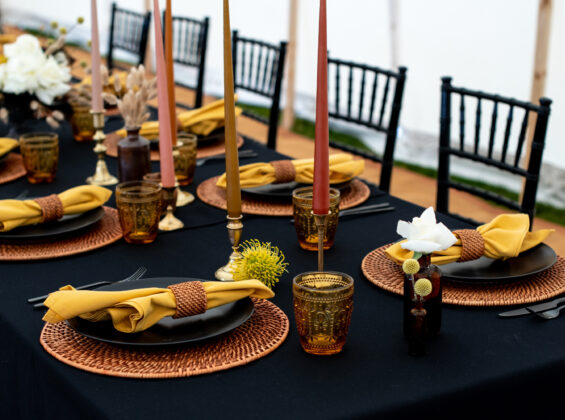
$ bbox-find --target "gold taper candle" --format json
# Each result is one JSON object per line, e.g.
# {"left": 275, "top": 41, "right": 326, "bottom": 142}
{"left": 165, "top": 0, "right": 177, "bottom": 146}
{"left": 223, "top": 0, "right": 241, "bottom": 218}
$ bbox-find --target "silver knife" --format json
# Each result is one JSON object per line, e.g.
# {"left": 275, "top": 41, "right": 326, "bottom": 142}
{"left": 498, "top": 296, "right": 565, "bottom": 318}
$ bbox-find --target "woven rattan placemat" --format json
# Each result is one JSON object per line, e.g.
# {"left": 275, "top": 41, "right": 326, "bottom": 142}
{"left": 0, "top": 207, "right": 122, "bottom": 261}
{"left": 0, "top": 153, "right": 26, "bottom": 184}
{"left": 197, "top": 176, "right": 371, "bottom": 216}
{"left": 104, "top": 133, "right": 244, "bottom": 161}
{"left": 40, "top": 299, "right": 289, "bottom": 379}
{"left": 361, "top": 243, "right": 565, "bottom": 306}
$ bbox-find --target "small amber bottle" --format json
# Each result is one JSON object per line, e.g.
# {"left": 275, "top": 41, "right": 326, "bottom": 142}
{"left": 117, "top": 127, "right": 151, "bottom": 182}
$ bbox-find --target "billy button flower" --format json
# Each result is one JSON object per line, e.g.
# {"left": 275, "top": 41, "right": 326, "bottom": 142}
{"left": 59, "top": 28, "right": 67, "bottom": 35}
{"left": 232, "top": 239, "right": 289, "bottom": 289}
{"left": 402, "top": 258, "right": 420, "bottom": 275}
{"left": 50, "top": 21, "right": 58, "bottom": 29}
{"left": 77, "top": 17, "right": 85, "bottom": 24}
{"left": 414, "top": 278, "right": 433, "bottom": 298}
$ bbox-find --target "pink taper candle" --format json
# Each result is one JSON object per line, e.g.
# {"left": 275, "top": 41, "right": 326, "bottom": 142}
{"left": 223, "top": 0, "right": 242, "bottom": 218}
{"left": 153, "top": 0, "right": 176, "bottom": 188}
{"left": 90, "top": 0, "right": 103, "bottom": 112}
{"left": 312, "top": 0, "right": 329, "bottom": 215}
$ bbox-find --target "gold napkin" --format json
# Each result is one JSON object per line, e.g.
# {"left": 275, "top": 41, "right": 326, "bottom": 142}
{"left": 43, "top": 279, "right": 274, "bottom": 333}
{"left": 115, "top": 97, "right": 243, "bottom": 139}
{"left": 0, "top": 185, "right": 112, "bottom": 232}
{"left": 216, "top": 153, "right": 365, "bottom": 189}
{"left": 385, "top": 213, "right": 554, "bottom": 265}
{"left": 0, "top": 138, "right": 18, "bottom": 156}
{"left": 78, "top": 72, "right": 128, "bottom": 95}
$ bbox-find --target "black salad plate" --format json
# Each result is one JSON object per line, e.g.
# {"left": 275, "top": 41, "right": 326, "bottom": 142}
{"left": 242, "top": 180, "right": 352, "bottom": 200}
{"left": 66, "top": 277, "right": 255, "bottom": 347}
{"left": 441, "top": 243, "right": 557, "bottom": 284}
{"left": 0, "top": 207, "right": 104, "bottom": 240}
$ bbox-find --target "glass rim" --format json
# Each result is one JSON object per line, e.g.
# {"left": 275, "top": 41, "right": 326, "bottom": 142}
{"left": 19, "top": 132, "right": 58, "bottom": 142}
{"left": 116, "top": 180, "right": 162, "bottom": 197}
{"left": 177, "top": 132, "right": 198, "bottom": 142}
{"left": 293, "top": 270, "right": 354, "bottom": 293}
{"left": 292, "top": 186, "right": 340, "bottom": 199}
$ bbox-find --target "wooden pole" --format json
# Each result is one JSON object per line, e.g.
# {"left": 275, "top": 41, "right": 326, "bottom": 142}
{"left": 389, "top": 0, "right": 400, "bottom": 69}
{"left": 282, "top": 0, "right": 298, "bottom": 130}
{"left": 144, "top": 0, "right": 153, "bottom": 71}
{"left": 521, "top": 0, "right": 552, "bottom": 199}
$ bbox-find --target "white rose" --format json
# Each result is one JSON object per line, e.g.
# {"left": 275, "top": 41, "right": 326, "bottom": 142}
{"left": 397, "top": 207, "right": 457, "bottom": 254}
{"left": 3, "top": 34, "right": 43, "bottom": 59}
{"left": 2, "top": 53, "right": 44, "bottom": 94}
{"left": 35, "top": 56, "right": 70, "bottom": 104}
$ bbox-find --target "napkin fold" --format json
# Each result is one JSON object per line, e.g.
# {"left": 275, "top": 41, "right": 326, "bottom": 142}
{"left": 385, "top": 213, "right": 554, "bottom": 265}
{"left": 0, "top": 138, "right": 18, "bottom": 156}
{"left": 216, "top": 154, "right": 365, "bottom": 189}
{"left": 43, "top": 279, "right": 274, "bottom": 333}
{"left": 0, "top": 185, "right": 111, "bottom": 232}
{"left": 115, "top": 97, "right": 243, "bottom": 139}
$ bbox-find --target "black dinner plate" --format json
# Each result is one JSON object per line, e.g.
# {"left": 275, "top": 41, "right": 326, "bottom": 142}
{"left": 441, "top": 243, "right": 557, "bottom": 284}
{"left": 0, "top": 206, "right": 105, "bottom": 240}
{"left": 66, "top": 277, "right": 255, "bottom": 347}
{"left": 242, "top": 179, "right": 353, "bottom": 201}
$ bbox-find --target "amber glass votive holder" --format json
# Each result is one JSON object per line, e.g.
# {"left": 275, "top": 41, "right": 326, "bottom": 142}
{"left": 116, "top": 181, "right": 162, "bottom": 244}
{"left": 292, "top": 186, "right": 340, "bottom": 251}
{"left": 174, "top": 133, "right": 197, "bottom": 186}
{"left": 19, "top": 132, "right": 59, "bottom": 184}
{"left": 293, "top": 271, "right": 354, "bottom": 355}
{"left": 70, "top": 102, "right": 94, "bottom": 141}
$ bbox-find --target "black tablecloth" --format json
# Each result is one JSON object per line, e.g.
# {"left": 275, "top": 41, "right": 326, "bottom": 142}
{"left": 1, "top": 118, "right": 564, "bottom": 420}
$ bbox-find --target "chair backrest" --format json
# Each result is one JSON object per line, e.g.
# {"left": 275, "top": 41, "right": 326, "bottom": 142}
{"left": 162, "top": 12, "right": 209, "bottom": 108}
{"left": 232, "top": 30, "right": 287, "bottom": 150}
{"left": 327, "top": 57, "right": 407, "bottom": 193}
{"left": 436, "top": 76, "right": 552, "bottom": 227}
{"left": 107, "top": 3, "right": 151, "bottom": 72}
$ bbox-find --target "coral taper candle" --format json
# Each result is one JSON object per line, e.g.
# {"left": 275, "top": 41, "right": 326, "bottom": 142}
{"left": 223, "top": 0, "right": 241, "bottom": 218}
{"left": 153, "top": 0, "right": 175, "bottom": 188}
{"left": 90, "top": 0, "right": 103, "bottom": 113}
{"left": 312, "top": 0, "right": 329, "bottom": 215}
{"left": 165, "top": 0, "right": 177, "bottom": 146}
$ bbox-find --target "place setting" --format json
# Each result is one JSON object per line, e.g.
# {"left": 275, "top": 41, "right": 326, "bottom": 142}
{"left": 0, "top": 136, "right": 25, "bottom": 184}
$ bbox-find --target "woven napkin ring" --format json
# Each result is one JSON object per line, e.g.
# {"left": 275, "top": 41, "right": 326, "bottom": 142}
{"left": 167, "top": 282, "right": 208, "bottom": 319}
{"left": 33, "top": 195, "right": 64, "bottom": 223}
{"left": 454, "top": 229, "right": 485, "bottom": 262}
{"left": 271, "top": 160, "right": 296, "bottom": 184}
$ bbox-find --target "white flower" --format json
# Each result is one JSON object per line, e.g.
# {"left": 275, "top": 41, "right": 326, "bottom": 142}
{"left": 397, "top": 207, "right": 457, "bottom": 254}
{"left": 35, "top": 56, "right": 71, "bottom": 104}
{"left": 3, "top": 34, "right": 42, "bottom": 58}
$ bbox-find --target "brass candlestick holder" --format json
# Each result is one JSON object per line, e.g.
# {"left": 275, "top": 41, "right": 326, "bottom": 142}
{"left": 313, "top": 212, "right": 329, "bottom": 271}
{"left": 86, "top": 111, "right": 118, "bottom": 186}
{"left": 215, "top": 215, "right": 244, "bottom": 281}
{"left": 158, "top": 185, "right": 184, "bottom": 231}
{"left": 176, "top": 187, "right": 195, "bottom": 207}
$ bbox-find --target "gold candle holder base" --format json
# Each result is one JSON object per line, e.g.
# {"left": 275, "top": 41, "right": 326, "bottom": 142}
{"left": 159, "top": 186, "right": 184, "bottom": 231}
{"left": 86, "top": 111, "right": 118, "bottom": 186}
{"left": 313, "top": 212, "right": 329, "bottom": 271}
{"left": 176, "top": 189, "right": 195, "bottom": 207}
{"left": 215, "top": 215, "right": 243, "bottom": 281}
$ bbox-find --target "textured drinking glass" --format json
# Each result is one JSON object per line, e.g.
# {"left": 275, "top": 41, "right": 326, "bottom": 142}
{"left": 69, "top": 102, "right": 94, "bottom": 141}
{"left": 116, "top": 181, "right": 162, "bottom": 244}
{"left": 19, "top": 132, "right": 59, "bottom": 184}
{"left": 293, "top": 271, "right": 354, "bottom": 355}
{"left": 292, "top": 186, "right": 340, "bottom": 251}
{"left": 173, "top": 134, "right": 197, "bottom": 186}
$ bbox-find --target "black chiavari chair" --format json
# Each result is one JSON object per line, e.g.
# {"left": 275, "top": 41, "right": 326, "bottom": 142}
{"left": 327, "top": 57, "right": 407, "bottom": 193}
{"left": 107, "top": 3, "right": 151, "bottom": 72}
{"left": 232, "top": 30, "right": 287, "bottom": 150}
{"left": 437, "top": 77, "right": 552, "bottom": 228}
{"left": 162, "top": 12, "right": 209, "bottom": 109}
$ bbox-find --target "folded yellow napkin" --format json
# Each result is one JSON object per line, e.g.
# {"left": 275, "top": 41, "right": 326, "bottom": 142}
{"left": 43, "top": 279, "right": 274, "bottom": 333}
{"left": 115, "top": 97, "right": 243, "bottom": 139}
{"left": 386, "top": 213, "right": 554, "bottom": 265}
{"left": 0, "top": 185, "right": 111, "bottom": 232}
{"left": 78, "top": 72, "right": 128, "bottom": 95}
{"left": 0, "top": 138, "right": 18, "bottom": 156}
{"left": 216, "top": 153, "right": 365, "bottom": 189}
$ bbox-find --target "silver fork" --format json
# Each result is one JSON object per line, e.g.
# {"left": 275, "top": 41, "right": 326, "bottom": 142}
{"left": 29, "top": 266, "right": 148, "bottom": 308}
{"left": 531, "top": 304, "right": 565, "bottom": 320}
{"left": 196, "top": 149, "right": 257, "bottom": 166}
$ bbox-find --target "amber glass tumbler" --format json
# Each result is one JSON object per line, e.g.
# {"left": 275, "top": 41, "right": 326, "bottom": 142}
{"left": 70, "top": 102, "right": 94, "bottom": 141}
{"left": 116, "top": 181, "right": 162, "bottom": 244}
{"left": 19, "top": 132, "right": 59, "bottom": 184}
{"left": 173, "top": 134, "right": 197, "bottom": 186}
{"left": 293, "top": 271, "right": 354, "bottom": 355}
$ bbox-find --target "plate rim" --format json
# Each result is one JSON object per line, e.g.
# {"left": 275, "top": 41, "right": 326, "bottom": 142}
{"left": 66, "top": 277, "right": 255, "bottom": 347}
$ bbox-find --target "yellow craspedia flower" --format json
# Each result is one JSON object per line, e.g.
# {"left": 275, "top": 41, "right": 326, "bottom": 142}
{"left": 87, "top": 40, "right": 92, "bottom": 47}
{"left": 402, "top": 258, "right": 420, "bottom": 275}
{"left": 414, "top": 278, "right": 433, "bottom": 297}
{"left": 77, "top": 17, "right": 85, "bottom": 24}
{"left": 59, "top": 27, "right": 67, "bottom": 35}
{"left": 232, "top": 239, "right": 288, "bottom": 289}
{"left": 0, "top": 55, "right": 7, "bottom": 65}
{"left": 50, "top": 21, "right": 58, "bottom": 29}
